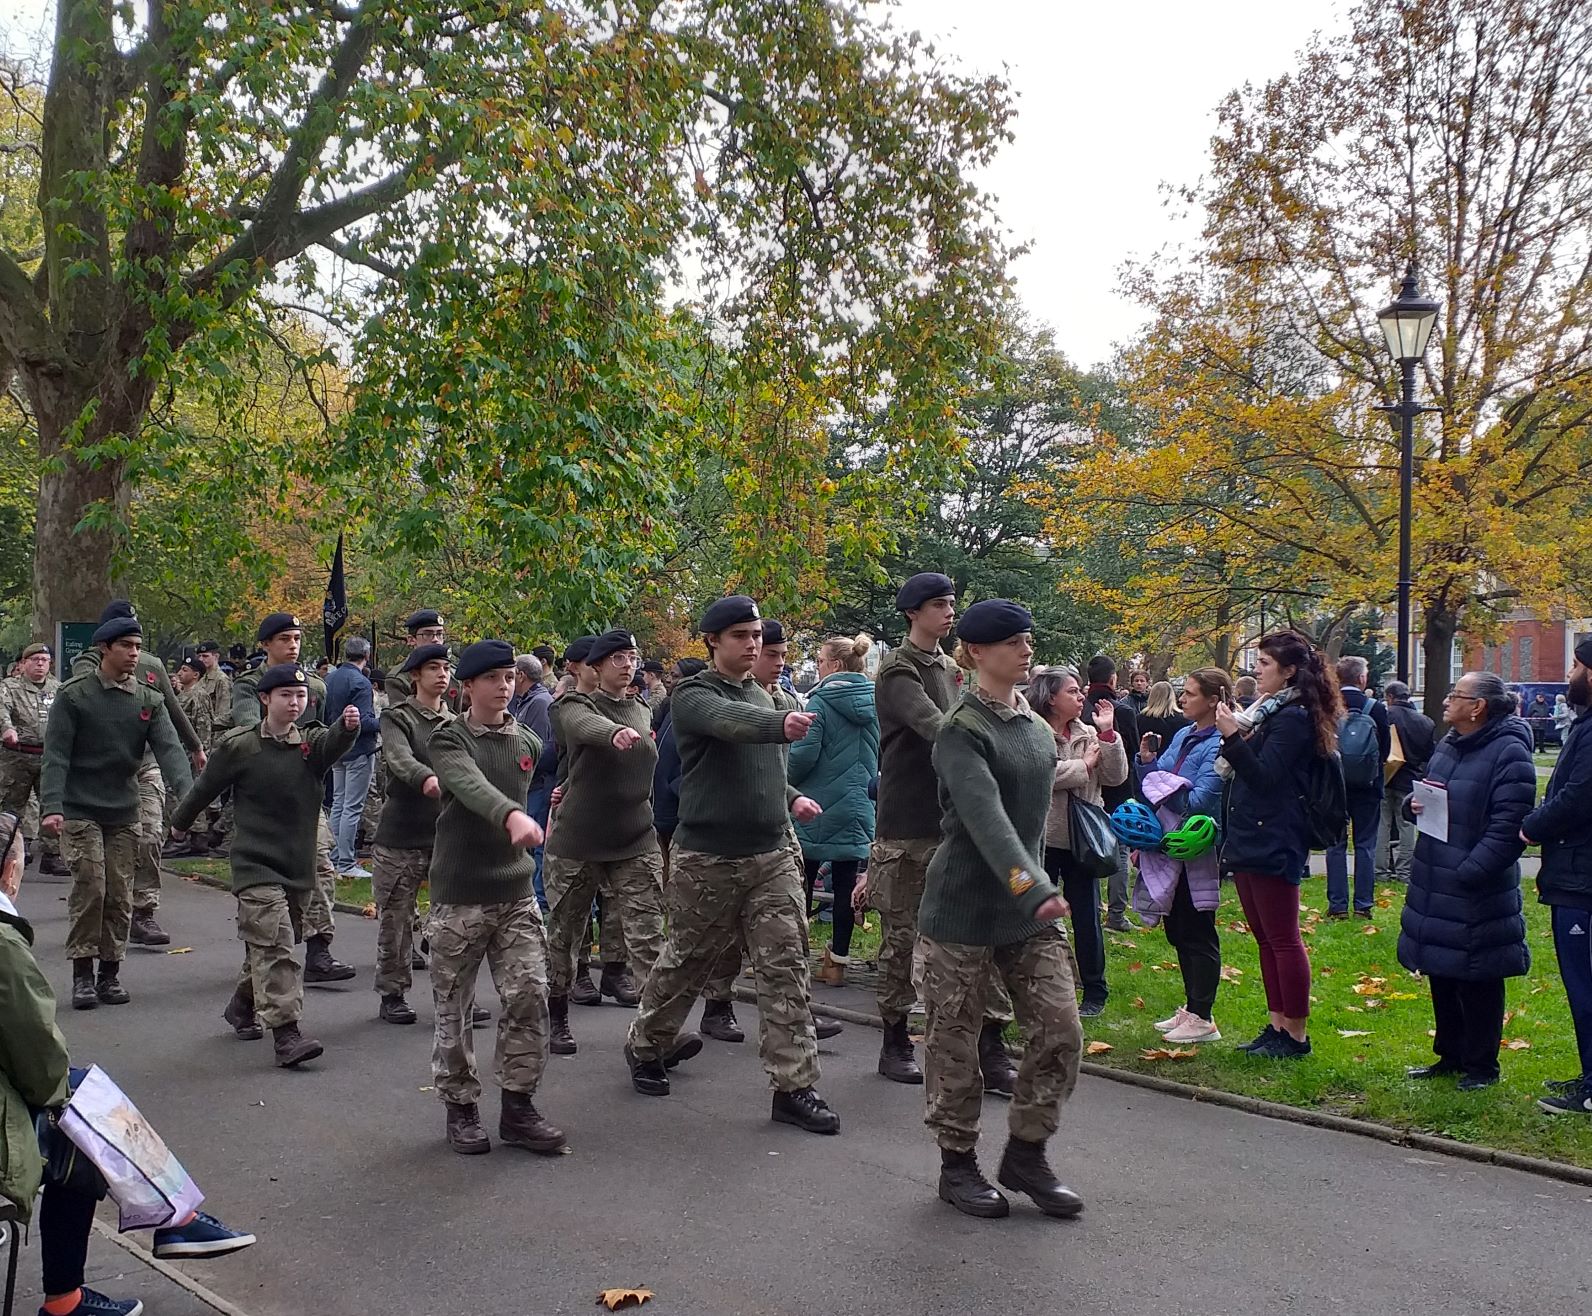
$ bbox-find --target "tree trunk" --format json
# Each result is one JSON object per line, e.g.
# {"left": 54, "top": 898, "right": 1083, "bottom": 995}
{"left": 1421, "top": 607, "right": 1459, "bottom": 721}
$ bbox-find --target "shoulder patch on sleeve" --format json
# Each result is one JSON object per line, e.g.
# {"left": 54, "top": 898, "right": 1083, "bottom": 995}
{"left": 1008, "top": 868, "right": 1036, "bottom": 896}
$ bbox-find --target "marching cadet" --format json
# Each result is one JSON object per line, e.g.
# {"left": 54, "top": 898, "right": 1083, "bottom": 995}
{"left": 426, "top": 640, "right": 565, "bottom": 1157}
{"left": 40, "top": 612, "right": 193, "bottom": 1009}
{"left": 171, "top": 664, "right": 361, "bottom": 1067}
{"left": 919, "top": 600, "right": 1084, "bottom": 1221}
{"left": 624, "top": 596, "right": 840, "bottom": 1135}
{"left": 863, "top": 572, "right": 1017, "bottom": 1094}
{"left": 69, "top": 601, "right": 206, "bottom": 949}
{"left": 542, "top": 629, "right": 668, "bottom": 1056}
{"left": 230, "top": 612, "right": 354, "bottom": 985}
{"left": 0, "top": 643, "right": 66, "bottom": 874}
{"left": 195, "top": 640, "right": 232, "bottom": 734}
{"left": 752, "top": 619, "right": 800, "bottom": 712}
{"left": 371, "top": 643, "right": 454, "bottom": 1025}
{"left": 385, "top": 609, "right": 460, "bottom": 708}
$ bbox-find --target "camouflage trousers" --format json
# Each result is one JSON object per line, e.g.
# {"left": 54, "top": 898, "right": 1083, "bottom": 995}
{"left": 428, "top": 897, "right": 550, "bottom": 1103}
{"left": 303, "top": 813, "right": 337, "bottom": 939}
{"left": 578, "top": 897, "right": 627, "bottom": 973}
{"left": 372, "top": 844, "right": 430, "bottom": 995}
{"left": 63, "top": 819, "right": 139, "bottom": 961}
{"left": 870, "top": 836, "right": 1012, "bottom": 1026}
{"left": 629, "top": 846, "right": 817, "bottom": 1092}
{"left": 544, "top": 848, "right": 666, "bottom": 997}
{"left": 700, "top": 829, "right": 800, "bottom": 1005}
{"left": 361, "top": 756, "right": 387, "bottom": 841}
{"left": 921, "top": 927, "right": 1083, "bottom": 1153}
{"left": 0, "top": 749, "right": 55, "bottom": 856}
{"left": 133, "top": 759, "right": 164, "bottom": 913}
{"left": 235, "top": 883, "right": 309, "bottom": 1029}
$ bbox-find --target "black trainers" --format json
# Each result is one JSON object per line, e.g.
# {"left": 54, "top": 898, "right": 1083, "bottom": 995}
{"left": 1544, "top": 1074, "right": 1587, "bottom": 1095}
{"left": 771, "top": 1087, "right": 840, "bottom": 1135}
{"left": 1250, "top": 1029, "right": 1311, "bottom": 1059}
{"left": 625, "top": 1044, "right": 670, "bottom": 1096}
{"left": 1406, "top": 1062, "right": 1461, "bottom": 1079}
{"left": 1236, "top": 1024, "right": 1279, "bottom": 1053}
{"left": 1538, "top": 1080, "right": 1592, "bottom": 1116}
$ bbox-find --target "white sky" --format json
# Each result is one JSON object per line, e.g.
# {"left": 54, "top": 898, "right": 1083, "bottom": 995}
{"left": 3, "top": 0, "right": 1341, "bottom": 369}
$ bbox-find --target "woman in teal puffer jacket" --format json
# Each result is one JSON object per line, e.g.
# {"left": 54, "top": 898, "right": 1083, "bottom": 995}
{"left": 790, "top": 634, "right": 880, "bottom": 986}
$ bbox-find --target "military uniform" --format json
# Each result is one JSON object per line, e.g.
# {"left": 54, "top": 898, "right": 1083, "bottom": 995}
{"left": 0, "top": 666, "right": 60, "bottom": 860}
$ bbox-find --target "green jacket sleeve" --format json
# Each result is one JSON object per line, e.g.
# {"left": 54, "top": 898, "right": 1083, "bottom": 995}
{"left": 38, "top": 686, "right": 77, "bottom": 817}
{"left": 381, "top": 709, "right": 437, "bottom": 791}
{"left": 672, "top": 682, "right": 788, "bottom": 744}
{"left": 309, "top": 718, "right": 360, "bottom": 776}
{"left": 232, "top": 677, "right": 262, "bottom": 728}
{"left": 877, "top": 663, "right": 946, "bottom": 743}
{"left": 0, "top": 680, "right": 15, "bottom": 738}
{"left": 0, "top": 928, "right": 72, "bottom": 1109}
{"left": 557, "top": 697, "right": 627, "bottom": 749}
{"left": 933, "top": 718, "right": 1060, "bottom": 921}
{"left": 145, "top": 700, "right": 194, "bottom": 800}
{"left": 171, "top": 738, "right": 242, "bottom": 833}
{"left": 431, "top": 727, "right": 523, "bottom": 829}
{"left": 148, "top": 659, "right": 201, "bottom": 754}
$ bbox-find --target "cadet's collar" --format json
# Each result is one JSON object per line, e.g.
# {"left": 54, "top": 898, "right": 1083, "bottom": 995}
{"left": 703, "top": 668, "right": 755, "bottom": 690}
{"left": 465, "top": 715, "right": 518, "bottom": 737}
{"left": 972, "top": 684, "right": 1032, "bottom": 723}
{"left": 260, "top": 721, "right": 305, "bottom": 745}
{"left": 408, "top": 697, "right": 450, "bottom": 722}
{"left": 95, "top": 670, "right": 137, "bottom": 693}
{"left": 901, "top": 638, "right": 949, "bottom": 666}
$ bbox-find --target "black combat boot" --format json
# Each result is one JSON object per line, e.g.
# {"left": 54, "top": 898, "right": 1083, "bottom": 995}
{"left": 40, "top": 853, "right": 71, "bottom": 876}
{"left": 812, "top": 1011, "right": 843, "bottom": 1040}
{"left": 379, "top": 993, "right": 417, "bottom": 1025}
{"left": 223, "top": 986, "right": 264, "bottom": 1040}
{"left": 996, "top": 1136, "right": 1084, "bottom": 1218}
{"left": 499, "top": 1090, "right": 567, "bottom": 1154}
{"left": 303, "top": 934, "right": 356, "bottom": 983}
{"left": 771, "top": 1087, "right": 841, "bottom": 1135}
{"left": 205, "top": 829, "right": 229, "bottom": 858}
{"left": 599, "top": 962, "right": 641, "bottom": 1006}
{"left": 979, "top": 1020, "right": 1018, "bottom": 1098}
{"left": 570, "top": 964, "right": 602, "bottom": 1006}
{"left": 700, "top": 999, "right": 745, "bottom": 1043}
{"left": 128, "top": 910, "right": 170, "bottom": 947}
{"left": 471, "top": 1004, "right": 492, "bottom": 1027}
{"left": 71, "top": 957, "right": 97, "bottom": 1010}
{"left": 938, "top": 1148, "right": 1009, "bottom": 1218}
{"left": 663, "top": 1033, "right": 703, "bottom": 1069}
{"left": 549, "top": 995, "right": 577, "bottom": 1055}
{"left": 272, "top": 1023, "right": 324, "bottom": 1068}
{"left": 96, "top": 961, "right": 131, "bottom": 1005}
{"left": 877, "top": 1018, "right": 923, "bottom": 1084}
{"left": 625, "top": 1044, "right": 670, "bottom": 1096}
{"left": 446, "top": 1101, "right": 491, "bottom": 1155}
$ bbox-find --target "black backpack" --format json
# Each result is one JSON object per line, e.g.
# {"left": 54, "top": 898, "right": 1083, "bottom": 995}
{"left": 1337, "top": 698, "right": 1382, "bottom": 790}
{"left": 1302, "top": 750, "right": 1348, "bottom": 849}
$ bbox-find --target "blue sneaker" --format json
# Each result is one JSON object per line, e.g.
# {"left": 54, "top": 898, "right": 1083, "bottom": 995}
{"left": 151, "top": 1210, "right": 257, "bottom": 1259}
{"left": 41, "top": 1288, "right": 143, "bottom": 1316}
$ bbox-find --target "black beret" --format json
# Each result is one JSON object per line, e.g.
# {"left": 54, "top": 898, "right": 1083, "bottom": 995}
{"left": 699, "top": 595, "right": 760, "bottom": 633}
{"left": 1576, "top": 638, "right": 1592, "bottom": 670}
{"left": 587, "top": 629, "right": 639, "bottom": 666}
{"left": 641, "top": 659, "right": 665, "bottom": 675}
{"left": 257, "top": 663, "right": 309, "bottom": 694}
{"left": 179, "top": 655, "right": 205, "bottom": 675}
{"left": 956, "top": 599, "right": 1034, "bottom": 645}
{"left": 896, "top": 572, "right": 956, "bottom": 612}
{"left": 405, "top": 609, "right": 443, "bottom": 634}
{"left": 563, "top": 635, "right": 597, "bottom": 665}
{"left": 456, "top": 639, "right": 515, "bottom": 681}
{"left": 256, "top": 611, "right": 302, "bottom": 642}
{"left": 532, "top": 644, "right": 558, "bottom": 663}
{"left": 196, "top": 640, "right": 221, "bottom": 654}
{"left": 760, "top": 619, "right": 786, "bottom": 646}
{"left": 91, "top": 616, "right": 142, "bottom": 645}
{"left": 398, "top": 642, "right": 450, "bottom": 675}
{"left": 99, "top": 599, "right": 137, "bottom": 624}
{"left": 369, "top": 668, "right": 387, "bottom": 685}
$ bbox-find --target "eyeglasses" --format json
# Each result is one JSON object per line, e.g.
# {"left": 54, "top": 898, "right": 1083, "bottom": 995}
{"left": 1444, "top": 691, "right": 1483, "bottom": 703}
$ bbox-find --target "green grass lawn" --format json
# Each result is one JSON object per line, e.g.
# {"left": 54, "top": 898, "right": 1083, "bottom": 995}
{"left": 168, "top": 857, "right": 393, "bottom": 913}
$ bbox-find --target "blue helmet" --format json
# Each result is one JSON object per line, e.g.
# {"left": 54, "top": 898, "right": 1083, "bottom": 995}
{"left": 1109, "top": 799, "right": 1164, "bottom": 849}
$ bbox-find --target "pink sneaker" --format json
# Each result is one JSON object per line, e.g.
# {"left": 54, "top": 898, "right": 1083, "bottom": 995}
{"left": 1162, "top": 1015, "right": 1221, "bottom": 1044}
{"left": 1154, "top": 1006, "right": 1190, "bottom": 1032}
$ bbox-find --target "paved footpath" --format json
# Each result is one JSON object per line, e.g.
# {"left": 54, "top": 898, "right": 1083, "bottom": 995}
{"left": 16, "top": 870, "right": 1592, "bottom": 1316}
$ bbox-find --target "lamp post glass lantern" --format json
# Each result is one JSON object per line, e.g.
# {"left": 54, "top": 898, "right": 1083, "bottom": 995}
{"left": 1376, "top": 264, "right": 1440, "bottom": 688}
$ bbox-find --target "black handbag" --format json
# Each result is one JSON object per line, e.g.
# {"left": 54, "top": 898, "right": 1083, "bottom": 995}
{"left": 34, "top": 1108, "right": 108, "bottom": 1199}
{"left": 1067, "top": 794, "right": 1119, "bottom": 881}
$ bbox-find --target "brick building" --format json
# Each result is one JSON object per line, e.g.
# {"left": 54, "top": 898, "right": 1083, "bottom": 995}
{"left": 1460, "top": 609, "right": 1592, "bottom": 686}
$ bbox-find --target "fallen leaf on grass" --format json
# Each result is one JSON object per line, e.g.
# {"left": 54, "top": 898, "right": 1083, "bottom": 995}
{"left": 1226, "top": 921, "right": 1251, "bottom": 935}
{"left": 166, "top": 946, "right": 193, "bottom": 955}
{"left": 1427, "top": 1029, "right": 1437, "bottom": 1038}
{"left": 1362, "top": 924, "right": 1380, "bottom": 935}
{"left": 1109, "top": 936, "right": 1139, "bottom": 950}
{"left": 1385, "top": 991, "right": 1420, "bottom": 1001}
{"left": 1132, "top": 996, "right": 1146, "bottom": 1010}
{"left": 1344, "top": 1005, "right": 1365, "bottom": 1013}
{"left": 1219, "top": 964, "right": 1244, "bottom": 982}
{"left": 597, "top": 1289, "right": 654, "bottom": 1311}
{"left": 1337, "top": 1029, "right": 1372, "bottom": 1038}
{"left": 1352, "top": 976, "right": 1387, "bottom": 996}
{"left": 1127, "top": 961, "right": 1143, "bottom": 973}
{"left": 1085, "top": 1041, "right": 1114, "bottom": 1055}
{"left": 1139, "top": 1047, "right": 1198, "bottom": 1061}
{"left": 1156, "top": 961, "right": 1178, "bottom": 971}
{"left": 1501, "top": 1038, "right": 1532, "bottom": 1051}
{"left": 1364, "top": 999, "right": 1387, "bottom": 1011}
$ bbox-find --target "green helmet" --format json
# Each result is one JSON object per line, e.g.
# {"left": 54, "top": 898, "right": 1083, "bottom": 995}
{"left": 1162, "top": 814, "right": 1217, "bottom": 860}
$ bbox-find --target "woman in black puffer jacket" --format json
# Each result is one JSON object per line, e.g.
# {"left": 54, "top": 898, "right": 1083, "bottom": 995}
{"left": 1399, "top": 671, "right": 1536, "bottom": 1090}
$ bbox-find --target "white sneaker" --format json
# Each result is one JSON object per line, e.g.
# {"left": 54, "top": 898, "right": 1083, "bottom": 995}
{"left": 1162, "top": 1015, "right": 1221, "bottom": 1044}
{"left": 1154, "top": 1006, "right": 1190, "bottom": 1032}
{"left": 340, "top": 865, "right": 373, "bottom": 880}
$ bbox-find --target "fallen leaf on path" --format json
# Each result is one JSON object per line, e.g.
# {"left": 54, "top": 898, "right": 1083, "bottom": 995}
{"left": 1139, "top": 1047, "right": 1198, "bottom": 1061}
{"left": 418, "top": 1086, "right": 432, "bottom": 1092}
{"left": 1501, "top": 1038, "right": 1532, "bottom": 1051}
{"left": 1085, "top": 1041, "right": 1114, "bottom": 1055}
{"left": 597, "top": 1289, "right": 654, "bottom": 1310}
{"left": 166, "top": 947, "right": 193, "bottom": 954}
{"left": 362, "top": 902, "right": 377, "bottom": 918}
{"left": 1337, "top": 1029, "right": 1372, "bottom": 1038}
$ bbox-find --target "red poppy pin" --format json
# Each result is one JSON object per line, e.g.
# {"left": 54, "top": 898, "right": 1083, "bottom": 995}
{"left": 144, "top": 671, "right": 156, "bottom": 685}
{"left": 139, "top": 707, "right": 151, "bottom": 721}
{"left": 518, "top": 755, "right": 533, "bottom": 772}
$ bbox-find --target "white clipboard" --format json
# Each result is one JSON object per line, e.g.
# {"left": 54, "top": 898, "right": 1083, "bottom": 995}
{"left": 1412, "top": 779, "right": 1449, "bottom": 843}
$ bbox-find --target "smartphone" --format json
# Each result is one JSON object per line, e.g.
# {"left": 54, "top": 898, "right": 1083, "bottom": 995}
{"left": 1143, "top": 732, "right": 1162, "bottom": 753}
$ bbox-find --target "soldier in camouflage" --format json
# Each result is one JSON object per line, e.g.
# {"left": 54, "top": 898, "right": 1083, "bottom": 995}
{"left": 0, "top": 643, "right": 64, "bottom": 873}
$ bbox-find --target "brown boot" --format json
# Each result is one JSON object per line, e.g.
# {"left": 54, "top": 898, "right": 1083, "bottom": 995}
{"left": 272, "top": 1023, "right": 324, "bottom": 1068}
{"left": 446, "top": 1101, "right": 491, "bottom": 1155}
{"left": 815, "top": 946, "right": 846, "bottom": 987}
{"left": 499, "top": 1089, "right": 567, "bottom": 1154}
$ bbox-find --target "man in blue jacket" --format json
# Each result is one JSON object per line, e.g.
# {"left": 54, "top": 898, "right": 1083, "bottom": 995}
{"left": 324, "top": 637, "right": 378, "bottom": 878}
{"left": 1522, "top": 640, "right": 1592, "bottom": 1115}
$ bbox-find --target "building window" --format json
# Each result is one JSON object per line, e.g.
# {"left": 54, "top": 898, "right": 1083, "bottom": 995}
{"left": 1520, "top": 636, "right": 1534, "bottom": 681}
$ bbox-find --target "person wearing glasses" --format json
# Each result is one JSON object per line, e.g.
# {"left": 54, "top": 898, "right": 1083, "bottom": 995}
{"left": 1399, "top": 672, "right": 1535, "bottom": 1090}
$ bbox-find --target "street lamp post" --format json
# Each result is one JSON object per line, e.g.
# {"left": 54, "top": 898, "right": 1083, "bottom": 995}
{"left": 1375, "top": 264, "right": 1440, "bottom": 686}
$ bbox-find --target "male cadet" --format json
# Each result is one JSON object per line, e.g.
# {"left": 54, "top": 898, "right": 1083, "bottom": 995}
{"left": 427, "top": 640, "right": 565, "bottom": 1157}
{"left": 863, "top": 572, "right": 1018, "bottom": 1093}
{"left": 542, "top": 629, "right": 668, "bottom": 1056}
{"left": 386, "top": 609, "right": 461, "bottom": 707}
{"left": 0, "top": 643, "right": 65, "bottom": 874}
{"left": 195, "top": 640, "right": 232, "bottom": 734}
{"left": 41, "top": 612, "right": 193, "bottom": 1009}
{"left": 68, "top": 601, "right": 206, "bottom": 949}
{"left": 624, "top": 596, "right": 841, "bottom": 1135}
{"left": 172, "top": 665, "right": 361, "bottom": 1067}
{"left": 230, "top": 612, "right": 355, "bottom": 984}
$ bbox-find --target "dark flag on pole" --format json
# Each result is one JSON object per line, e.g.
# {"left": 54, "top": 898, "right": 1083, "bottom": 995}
{"left": 323, "top": 532, "right": 348, "bottom": 661}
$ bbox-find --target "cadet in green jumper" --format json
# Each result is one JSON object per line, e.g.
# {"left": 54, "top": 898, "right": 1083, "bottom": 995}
{"left": 371, "top": 642, "right": 454, "bottom": 1025}
{"left": 230, "top": 612, "right": 354, "bottom": 985}
{"left": 427, "top": 640, "right": 565, "bottom": 1157}
{"left": 172, "top": 664, "right": 361, "bottom": 1067}
{"left": 41, "top": 614, "right": 193, "bottom": 1009}
{"left": 543, "top": 629, "right": 668, "bottom": 1055}
{"left": 920, "top": 600, "right": 1084, "bottom": 1221}
{"left": 0, "top": 642, "right": 62, "bottom": 872}
{"left": 625, "top": 596, "right": 840, "bottom": 1135}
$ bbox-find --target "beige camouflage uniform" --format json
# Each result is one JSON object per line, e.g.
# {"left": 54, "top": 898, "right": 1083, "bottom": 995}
{"left": 544, "top": 851, "right": 665, "bottom": 995}
{"left": 0, "top": 670, "right": 59, "bottom": 857}
{"left": 63, "top": 820, "right": 141, "bottom": 960}
{"left": 236, "top": 883, "right": 311, "bottom": 1027}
